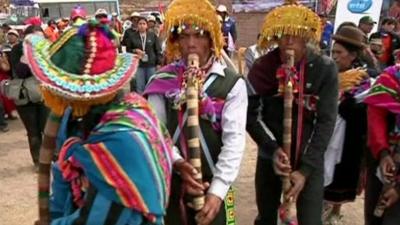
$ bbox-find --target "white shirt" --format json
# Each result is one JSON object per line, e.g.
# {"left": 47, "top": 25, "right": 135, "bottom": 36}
{"left": 148, "top": 61, "right": 247, "bottom": 200}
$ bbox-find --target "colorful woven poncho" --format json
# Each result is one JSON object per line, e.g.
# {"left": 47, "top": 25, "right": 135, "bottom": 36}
{"left": 144, "top": 61, "right": 226, "bottom": 132}
{"left": 57, "top": 93, "right": 173, "bottom": 223}
{"left": 365, "top": 66, "right": 400, "bottom": 114}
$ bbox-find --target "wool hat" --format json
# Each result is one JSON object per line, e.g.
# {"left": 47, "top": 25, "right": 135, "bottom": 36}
{"left": 71, "top": 5, "right": 87, "bottom": 21}
{"left": 259, "top": 0, "right": 321, "bottom": 48}
{"left": 164, "top": 0, "right": 224, "bottom": 62}
{"left": 7, "top": 29, "right": 19, "bottom": 37}
{"left": 23, "top": 20, "right": 138, "bottom": 117}
{"left": 332, "top": 26, "right": 366, "bottom": 49}
{"left": 147, "top": 15, "right": 156, "bottom": 22}
{"left": 24, "top": 16, "right": 42, "bottom": 26}
{"left": 95, "top": 8, "right": 108, "bottom": 17}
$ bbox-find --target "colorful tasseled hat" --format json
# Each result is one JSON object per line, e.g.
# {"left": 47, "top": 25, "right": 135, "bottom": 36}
{"left": 23, "top": 20, "right": 138, "bottom": 117}
{"left": 259, "top": 0, "right": 322, "bottom": 48}
{"left": 164, "top": 0, "right": 224, "bottom": 62}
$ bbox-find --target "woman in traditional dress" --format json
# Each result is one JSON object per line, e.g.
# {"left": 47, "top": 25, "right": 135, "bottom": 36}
{"left": 323, "top": 26, "right": 375, "bottom": 224}
{"left": 25, "top": 19, "right": 173, "bottom": 225}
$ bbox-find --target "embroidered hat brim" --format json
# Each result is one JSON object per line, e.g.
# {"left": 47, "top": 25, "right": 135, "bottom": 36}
{"left": 23, "top": 33, "right": 138, "bottom": 102}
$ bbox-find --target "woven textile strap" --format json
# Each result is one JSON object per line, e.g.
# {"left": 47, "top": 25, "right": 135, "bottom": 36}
{"left": 37, "top": 112, "right": 61, "bottom": 225}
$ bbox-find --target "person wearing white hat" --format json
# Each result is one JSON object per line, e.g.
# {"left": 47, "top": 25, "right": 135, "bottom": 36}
{"left": 2, "top": 29, "right": 19, "bottom": 56}
{"left": 131, "top": 12, "right": 140, "bottom": 17}
{"left": 147, "top": 15, "right": 159, "bottom": 36}
{"left": 6, "top": 29, "right": 19, "bottom": 47}
{"left": 130, "top": 12, "right": 141, "bottom": 30}
{"left": 122, "top": 12, "right": 142, "bottom": 51}
{"left": 95, "top": 8, "right": 108, "bottom": 22}
{"left": 216, "top": 4, "right": 237, "bottom": 57}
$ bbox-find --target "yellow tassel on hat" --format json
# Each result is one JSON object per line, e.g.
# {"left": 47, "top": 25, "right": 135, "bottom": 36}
{"left": 259, "top": 1, "right": 322, "bottom": 48}
{"left": 41, "top": 87, "right": 117, "bottom": 117}
{"left": 164, "top": 0, "right": 224, "bottom": 62}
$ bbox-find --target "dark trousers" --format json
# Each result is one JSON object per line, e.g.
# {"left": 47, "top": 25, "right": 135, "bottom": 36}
{"left": 254, "top": 156, "right": 324, "bottom": 225}
{"left": 16, "top": 102, "right": 48, "bottom": 165}
{"left": 133, "top": 67, "right": 156, "bottom": 94}
{"left": 364, "top": 153, "right": 400, "bottom": 225}
{"left": 0, "top": 99, "right": 7, "bottom": 128}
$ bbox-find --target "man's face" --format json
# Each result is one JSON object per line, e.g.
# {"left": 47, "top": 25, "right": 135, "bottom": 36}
{"left": 370, "top": 43, "right": 383, "bottom": 56}
{"left": 320, "top": 16, "right": 327, "bottom": 24}
{"left": 359, "top": 23, "right": 374, "bottom": 34}
{"left": 217, "top": 11, "right": 226, "bottom": 19}
{"left": 277, "top": 35, "right": 306, "bottom": 63}
{"left": 131, "top": 17, "right": 139, "bottom": 27}
{"left": 95, "top": 14, "right": 108, "bottom": 21}
{"left": 148, "top": 21, "right": 156, "bottom": 28}
{"left": 383, "top": 23, "right": 396, "bottom": 32}
{"left": 7, "top": 34, "right": 18, "bottom": 44}
{"left": 178, "top": 27, "right": 212, "bottom": 66}
{"left": 137, "top": 20, "right": 148, "bottom": 32}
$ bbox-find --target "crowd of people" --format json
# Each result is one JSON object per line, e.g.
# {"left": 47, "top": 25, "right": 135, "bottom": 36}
{"left": 1, "top": 0, "right": 400, "bottom": 225}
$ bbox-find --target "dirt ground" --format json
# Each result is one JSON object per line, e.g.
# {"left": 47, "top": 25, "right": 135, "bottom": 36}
{"left": 0, "top": 119, "right": 364, "bottom": 225}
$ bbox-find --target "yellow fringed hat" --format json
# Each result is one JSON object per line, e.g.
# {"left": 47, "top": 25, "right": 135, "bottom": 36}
{"left": 164, "top": 0, "right": 224, "bottom": 62}
{"left": 259, "top": 0, "right": 322, "bottom": 48}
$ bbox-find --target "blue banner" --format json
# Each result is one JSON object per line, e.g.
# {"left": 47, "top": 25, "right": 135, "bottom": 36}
{"left": 11, "top": 0, "right": 35, "bottom": 6}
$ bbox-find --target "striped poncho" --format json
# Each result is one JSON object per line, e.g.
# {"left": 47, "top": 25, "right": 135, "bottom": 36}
{"left": 51, "top": 93, "right": 173, "bottom": 225}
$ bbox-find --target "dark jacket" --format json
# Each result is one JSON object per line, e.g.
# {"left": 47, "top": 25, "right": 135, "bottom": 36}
{"left": 10, "top": 42, "right": 33, "bottom": 79}
{"left": 369, "top": 30, "right": 400, "bottom": 66}
{"left": 246, "top": 48, "right": 338, "bottom": 177}
{"left": 123, "top": 30, "right": 162, "bottom": 68}
{"left": 222, "top": 16, "right": 237, "bottom": 43}
{"left": 121, "top": 27, "right": 136, "bottom": 46}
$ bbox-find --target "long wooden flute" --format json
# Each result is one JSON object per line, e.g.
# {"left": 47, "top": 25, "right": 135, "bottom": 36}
{"left": 186, "top": 53, "right": 205, "bottom": 211}
{"left": 279, "top": 49, "right": 297, "bottom": 225}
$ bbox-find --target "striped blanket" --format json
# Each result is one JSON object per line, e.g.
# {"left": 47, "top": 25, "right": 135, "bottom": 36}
{"left": 51, "top": 93, "right": 173, "bottom": 224}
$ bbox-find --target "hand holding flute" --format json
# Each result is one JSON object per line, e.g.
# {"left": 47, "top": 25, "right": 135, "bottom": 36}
{"left": 374, "top": 151, "right": 400, "bottom": 217}
{"left": 274, "top": 49, "right": 299, "bottom": 225}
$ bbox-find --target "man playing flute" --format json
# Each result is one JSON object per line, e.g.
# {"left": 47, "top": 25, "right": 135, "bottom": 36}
{"left": 246, "top": 1, "right": 338, "bottom": 225}
{"left": 144, "top": 0, "right": 247, "bottom": 224}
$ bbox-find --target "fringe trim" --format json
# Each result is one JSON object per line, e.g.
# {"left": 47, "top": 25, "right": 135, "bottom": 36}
{"left": 164, "top": 0, "right": 224, "bottom": 63}
{"left": 259, "top": 4, "right": 321, "bottom": 48}
{"left": 41, "top": 87, "right": 116, "bottom": 117}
